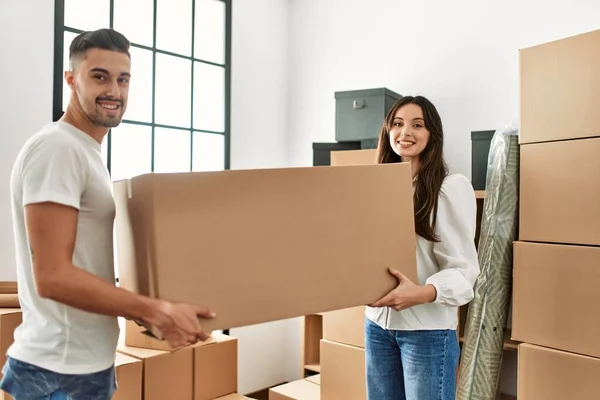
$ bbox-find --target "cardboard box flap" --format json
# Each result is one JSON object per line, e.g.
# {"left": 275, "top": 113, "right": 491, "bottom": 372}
{"left": 214, "top": 394, "right": 252, "bottom": 400}
{"left": 305, "top": 374, "right": 320, "bottom": 385}
{"left": 115, "top": 352, "right": 142, "bottom": 367}
{"left": 115, "top": 163, "right": 417, "bottom": 334}
{"left": 270, "top": 379, "right": 320, "bottom": 400}
{"left": 0, "top": 309, "right": 21, "bottom": 316}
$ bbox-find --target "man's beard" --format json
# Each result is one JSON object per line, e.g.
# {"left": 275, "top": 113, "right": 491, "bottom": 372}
{"left": 89, "top": 112, "right": 123, "bottom": 128}
{"left": 86, "top": 98, "right": 125, "bottom": 128}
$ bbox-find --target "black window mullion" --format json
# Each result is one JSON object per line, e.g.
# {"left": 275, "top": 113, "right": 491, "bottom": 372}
{"left": 151, "top": 0, "right": 158, "bottom": 172}
{"left": 190, "top": 0, "right": 196, "bottom": 172}
{"left": 107, "top": 0, "right": 114, "bottom": 173}
{"left": 52, "top": 0, "right": 65, "bottom": 123}
{"left": 224, "top": 0, "right": 232, "bottom": 170}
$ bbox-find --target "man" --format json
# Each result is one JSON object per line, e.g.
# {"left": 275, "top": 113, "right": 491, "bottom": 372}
{"left": 0, "top": 28, "right": 214, "bottom": 399}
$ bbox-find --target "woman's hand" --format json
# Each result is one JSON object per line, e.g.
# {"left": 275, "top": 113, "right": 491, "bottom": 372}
{"left": 369, "top": 268, "right": 437, "bottom": 311}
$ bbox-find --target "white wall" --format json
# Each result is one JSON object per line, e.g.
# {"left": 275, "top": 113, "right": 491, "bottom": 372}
{"left": 0, "top": 0, "right": 55, "bottom": 282}
{"left": 0, "top": 0, "right": 297, "bottom": 395}
{"left": 287, "top": 0, "right": 600, "bottom": 177}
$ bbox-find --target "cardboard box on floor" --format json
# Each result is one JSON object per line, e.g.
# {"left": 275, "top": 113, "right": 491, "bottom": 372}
{"left": 117, "top": 333, "right": 237, "bottom": 400}
{"left": 512, "top": 242, "right": 600, "bottom": 358}
{"left": 0, "top": 309, "right": 21, "bottom": 375}
{"left": 518, "top": 343, "right": 600, "bottom": 399}
{"left": 215, "top": 395, "right": 254, "bottom": 400}
{"left": 320, "top": 339, "right": 365, "bottom": 400}
{"left": 269, "top": 379, "right": 319, "bottom": 400}
{"left": 519, "top": 138, "right": 600, "bottom": 246}
{"left": 322, "top": 306, "right": 365, "bottom": 349}
{"left": 113, "top": 353, "right": 142, "bottom": 400}
{"left": 519, "top": 29, "right": 600, "bottom": 144}
{"left": 114, "top": 163, "right": 417, "bottom": 336}
{"left": 0, "top": 309, "right": 22, "bottom": 400}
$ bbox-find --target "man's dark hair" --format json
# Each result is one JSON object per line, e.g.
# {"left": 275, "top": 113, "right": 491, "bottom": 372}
{"left": 69, "top": 28, "right": 130, "bottom": 69}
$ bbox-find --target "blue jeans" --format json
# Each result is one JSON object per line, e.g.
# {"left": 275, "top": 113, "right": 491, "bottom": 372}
{"left": 365, "top": 317, "right": 460, "bottom": 400}
{"left": 0, "top": 356, "right": 116, "bottom": 400}
{"left": 40, "top": 391, "right": 72, "bottom": 400}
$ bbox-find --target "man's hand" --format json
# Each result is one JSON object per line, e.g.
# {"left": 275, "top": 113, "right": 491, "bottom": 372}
{"left": 146, "top": 301, "right": 216, "bottom": 348}
{"left": 369, "top": 268, "right": 437, "bottom": 311}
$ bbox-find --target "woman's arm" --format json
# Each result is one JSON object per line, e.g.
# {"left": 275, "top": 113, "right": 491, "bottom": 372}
{"left": 425, "top": 174, "right": 480, "bottom": 307}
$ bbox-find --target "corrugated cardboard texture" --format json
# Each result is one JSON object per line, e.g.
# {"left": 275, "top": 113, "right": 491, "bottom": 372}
{"left": 518, "top": 343, "right": 600, "bottom": 399}
{"left": 269, "top": 379, "right": 319, "bottom": 400}
{"left": 194, "top": 334, "right": 237, "bottom": 400}
{"left": 519, "top": 29, "right": 600, "bottom": 144}
{"left": 113, "top": 353, "right": 142, "bottom": 400}
{"left": 330, "top": 149, "right": 377, "bottom": 166}
{"left": 322, "top": 306, "right": 365, "bottom": 348}
{"left": 512, "top": 242, "right": 600, "bottom": 358}
{"left": 320, "top": 340, "right": 365, "bottom": 400}
{"left": 0, "top": 310, "right": 21, "bottom": 382}
{"left": 519, "top": 138, "right": 600, "bottom": 246}
{"left": 117, "top": 343, "right": 193, "bottom": 400}
{"left": 114, "top": 163, "right": 416, "bottom": 333}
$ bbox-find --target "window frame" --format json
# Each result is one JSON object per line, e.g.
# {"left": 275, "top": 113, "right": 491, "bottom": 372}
{"left": 52, "top": 0, "right": 232, "bottom": 173}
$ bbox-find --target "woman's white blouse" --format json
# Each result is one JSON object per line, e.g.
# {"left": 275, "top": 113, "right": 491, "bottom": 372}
{"left": 365, "top": 173, "right": 481, "bottom": 331}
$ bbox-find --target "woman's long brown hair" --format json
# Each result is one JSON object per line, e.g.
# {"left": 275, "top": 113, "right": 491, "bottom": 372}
{"left": 375, "top": 95, "right": 448, "bottom": 242}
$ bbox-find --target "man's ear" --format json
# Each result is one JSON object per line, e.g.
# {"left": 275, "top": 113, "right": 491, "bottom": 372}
{"left": 64, "top": 70, "right": 76, "bottom": 90}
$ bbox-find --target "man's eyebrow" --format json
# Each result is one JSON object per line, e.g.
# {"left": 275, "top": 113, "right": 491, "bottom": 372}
{"left": 89, "top": 67, "right": 131, "bottom": 77}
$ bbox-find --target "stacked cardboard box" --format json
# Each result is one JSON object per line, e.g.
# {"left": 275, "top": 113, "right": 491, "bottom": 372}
{"left": 513, "top": 29, "right": 600, "bottom": 399}
{"left": 0, "top": 282, "right": 21, "bottom": 400}
{"left": 117, "top": 319, "right": 241, "bottom": 400}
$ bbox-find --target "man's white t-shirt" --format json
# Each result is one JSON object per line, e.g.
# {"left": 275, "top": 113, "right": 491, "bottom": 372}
{"left": 7, "top": 121, "right": 120, "bottom": 374}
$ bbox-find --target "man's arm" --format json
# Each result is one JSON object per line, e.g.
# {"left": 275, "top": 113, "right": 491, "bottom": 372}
{"left": 26, "top": 201, "right": 214, "bottom": 347}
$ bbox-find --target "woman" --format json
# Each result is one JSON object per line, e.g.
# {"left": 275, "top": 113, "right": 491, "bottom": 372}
{"left": 366, "top": 95, "right": 480, "bottom": 400}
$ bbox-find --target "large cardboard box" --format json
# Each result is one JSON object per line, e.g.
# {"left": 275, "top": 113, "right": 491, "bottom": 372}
{"left": 113, "top": 353, "right": 142, "bottom": 400}
{"left": 519, "top": 29, "right": 600, "bottom": 144}
{"left": 269, "top": 379, "right": 319, "bottom": 400}
{"left": 519, "top": 138, "right": 600, "bottom": 246}
{"left": 518, "top": 343, "right": 600, "bottom": 399}
{"left": 320, "top": 340, "right": 365, "bottom": 400}
{"left": 512, "top": 242, "right": 600, "bottom": 358}
{"left": 322, "top": 306, "right": 365, "bottom": 348}
{"left": 114, "top": 164, "right": 417, "bottom": 334}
